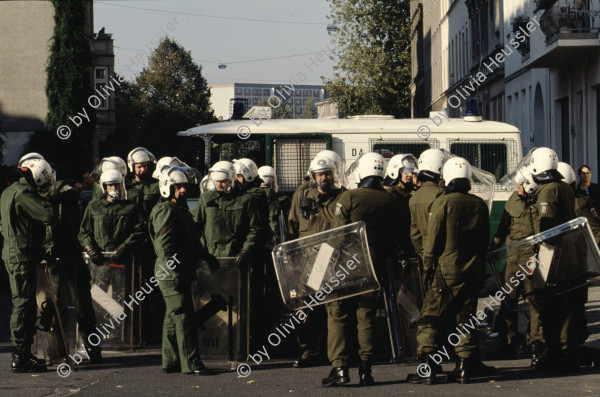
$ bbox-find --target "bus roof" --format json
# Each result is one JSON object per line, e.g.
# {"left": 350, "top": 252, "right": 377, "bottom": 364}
{"left": 176, "top": 118, "right": 521, "bottom": 137}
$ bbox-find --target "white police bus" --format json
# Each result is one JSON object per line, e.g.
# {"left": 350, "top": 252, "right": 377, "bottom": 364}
{"left": 175, "top": 115, "right": 522, "bottom": 230}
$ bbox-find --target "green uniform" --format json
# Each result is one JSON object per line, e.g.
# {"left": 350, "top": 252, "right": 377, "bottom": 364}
{"left": 409, "top": 181, "right": 445, "bottom": 261}
{"left": 149, "top": 200, "right": 204, "bottom": 373}
{"left": 126, "top": 177, "right": 160, "bottom": 220}
{"left": 45, "top": 181, "right": 96, "bottom": 342}
{"left": 91, "top": 182, "right": 103, "bottom": 201}
{"left": 1, "top": 179, "right": 54, "bottom": 351}
{"left": 288, "top": 186, "right": 343, "bottom": 361}
{"left": 418, "top": 191, "right": 489, "bottom": 359}
{"left": 78, "top": 198, "right": 144, "bottom": 252}
{"left": 492, "top": 191, "right": 540, "bottom": 346}
{"left": 192, "top": 189, "right": 260, "bottom": 257}
{"left": 533, "top": 181, "right": 578, "bottom": 353}
{"left": 575, "top": 195, "right": 600, "bottom": 244}
{"left": 329, "top": 185, "right": 400, "bottom": 367}
{"left": 386, "top": 184, "right": 414, "bottom": 258}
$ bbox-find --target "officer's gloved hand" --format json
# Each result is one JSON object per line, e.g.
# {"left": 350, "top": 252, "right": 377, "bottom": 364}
{"left": 85, "top": 244, "right": 104, "bottom": 266}
{"left": 174, "top": 276, "right": 191, "bottom": 294}
{"left": 423, "top": 269, "right": 436, "bottom": 292}
{"left": 234, "top": 251, "right": 250, "bottom": 269}
{"left": 111, "top": 243, "right": 128, "bottom": 263}
{"left": 205, "top": 253, "right": 220, "bottom": 271}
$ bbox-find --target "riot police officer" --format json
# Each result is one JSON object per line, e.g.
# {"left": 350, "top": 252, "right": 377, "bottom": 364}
{"left": 91, "top": 157, "right": 128, "bottom": 200}
{"left": 288, "top": 154, "right": 344, "bottom": 369}
{"left": 149, "top": 165, "right": 218, "bottom": 374}
{"left": 126, "top": 147, "right": 159, "bottom": 219}
{"left": 409, "top": 149, "right": 446, "bottom": 262}
{"left": 408, "top": 157, "right": 494, "bottom": 384}
{"left": 324, "top": 152, "right": 401, "bottom": 387}
{"left": 2, "top": 159, "right": 55, "bottom": 372}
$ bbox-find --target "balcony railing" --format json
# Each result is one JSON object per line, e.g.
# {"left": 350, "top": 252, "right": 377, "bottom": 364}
{"left": 539, "top": 1, "right": 600, "bottom": 43}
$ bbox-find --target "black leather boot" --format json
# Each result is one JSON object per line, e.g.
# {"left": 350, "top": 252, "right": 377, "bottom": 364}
{"left": 530, "top": 341, "right": 546, "bottom": 368}
{"left": 85, "top": 343, "right": 103, "bottom": 364}
{"left": 452, "top": 357, "right": 496, "bottom": 384}
{"left": 358, "top": 361, "right": 374, "bottom": 386}
{"left": 407, "top": 353, "right": 443, "bottom": 385}
{"left": 321, "top": 367, "right": 350, "bottom": 387}
{"left": 11, "top": 351, "right": 47, "bottom": 373}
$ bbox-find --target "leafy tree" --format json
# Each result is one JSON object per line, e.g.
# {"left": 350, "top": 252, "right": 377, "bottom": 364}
{"left": 325, "top": 0, "right": 411, "bottom": 118}
{"left": 258, "top": 99, "right": 293, "bottom": 119}
{"left": 29, "top": 0, "right": 95, "bottom": 177}
{"left": 132, "top": 37, "right": 216, "bottom": 156}
{"left": 303, "top": 97, "right": 316, "bottom": 119}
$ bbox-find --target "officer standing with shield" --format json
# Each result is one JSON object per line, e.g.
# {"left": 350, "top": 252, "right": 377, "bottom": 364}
{"left": 324, "top": 152, "right": 401, "bottom": 387}
{"left": 288, "top": 154, "right": 344, "bottom": 369}
{"left": 2, "top": 159, "right": 55, "bottom": 372}
{"left": 150, "top": 165, "right": 218, "bottom": 374}
{"left": 407, "top": 157, "right": 494, "bottom": 385}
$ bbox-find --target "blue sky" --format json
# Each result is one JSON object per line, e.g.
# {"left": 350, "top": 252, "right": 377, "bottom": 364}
{"left": 94, "top": 0, "right": 336, "bottom": 85}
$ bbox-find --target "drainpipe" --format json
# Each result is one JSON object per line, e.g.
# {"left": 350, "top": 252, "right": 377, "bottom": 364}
{"left": 568, "top": 67, "right": 574, "bottom": 163}
{"left": 582, "top": 54, "right": 589, "bottom": 166}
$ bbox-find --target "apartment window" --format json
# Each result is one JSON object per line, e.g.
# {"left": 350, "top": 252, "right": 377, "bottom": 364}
{"left": 94, "top": 67, "right": 109, "bottom": 109}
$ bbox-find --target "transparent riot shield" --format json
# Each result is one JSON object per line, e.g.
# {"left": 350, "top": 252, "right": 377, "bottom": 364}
{"left": 33, "top": 261, "right": 73, "bottom": 366}
{"left": 487, "top": 217, "right": 600, "bottom": 305}
{"left": 272, "top": 221, "right": 380, "bottom": 310}
{"left": 84, "top": 252, "right": 137, "bottom": 348}
{"left": 192, "top": 257, "right": 243, "bottom": 366}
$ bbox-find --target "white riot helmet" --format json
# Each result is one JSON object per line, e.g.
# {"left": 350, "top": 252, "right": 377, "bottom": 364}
{"left": 557, "top": 162, "right": 576, "bottom": 185}
{"left": 258, "top": 165, "right": 278, "bottom": 192}
{"left": 208, "top": 161, "right": 236, "bottom": 192}
{"left": 530, "top": 147, "right": 558, "bottom": 175}
{"left": 152, "top": 156, "right": 186, "bottom": 179}
{"left": 94, "top": 156, "right": 127, "bottom": 179}
{"left": 442, "top": 156, "right": 472, "bottom": 185}
{"left": 385, "top": 154, "right": 418, "bottom": 185}
{"left": 355, "top": 152, "right": 386, "bottom": 182}
{"left": 308, "top": 155, "right": 338, "bottom": 190}
{"left": 21, "top": 158, "right": 56, "bottom": 195}
{"left": 233, "top": 158, "right": 259, "bottom": 183}
{"left": 158, "top": 166, "right": 201, "bottom": 199}
{"left": 418, "top": 149, "right": 445, "bottom": 179}
{"left": 521, "top": 165, "right": 539, "bottom": 194}
{"left": 127, "top": 147, "right": 156, "bottom": 173}
{"left": 99, "top": 168, "right": 127, "bottom": 200}
{"left": 18, "top": 152, "right": 45, "bottom": 167}
{"left": 316, "top": 150, "right": 347, "bottom": 188}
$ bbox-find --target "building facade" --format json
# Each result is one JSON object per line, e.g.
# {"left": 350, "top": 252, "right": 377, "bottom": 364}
{"left": 209, "top": 83, "right": 327, "bottom": 120}
{"left": 411, "top": 0, "right": 600, "bottom": 178}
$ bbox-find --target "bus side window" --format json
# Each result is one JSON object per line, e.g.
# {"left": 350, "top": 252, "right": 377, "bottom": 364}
{"left": 449, "top": 142, "right": 509, "bottom": 181}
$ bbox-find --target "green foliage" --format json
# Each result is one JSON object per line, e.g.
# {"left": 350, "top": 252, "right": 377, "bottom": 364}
{"left": 129, "top": 37, "right": 216, "bottom": 156}
{"left": 325, "top": 0, "right": 412, "bottom": 118}
{"left": 257, "top": 99, "right": 293, "bottom": 119}
{"left": 303, "top": 97, "right": 316, "bottom": 119}
{"left": 35, "top": 0, "right": 95, "bottom": 177}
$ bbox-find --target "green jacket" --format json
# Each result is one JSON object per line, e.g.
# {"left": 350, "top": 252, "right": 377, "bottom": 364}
{"left": 149, "top": 200, "right": 203, "bottom": 280}
{"left": 244, "top": 184, "right": 279, "bottom": 242}
{"left": 492, "top": 191, "right": 537, "bottom": 247}
{"left": 192, "top": 190, "right": 260, "bottom": 257}
{"left": 1, "top": 179, "right": 54, "bottom": 265}
{"left": 78, "top": 198, "right": 144, "bottom": 252}
{"left": 423, "top": 192, "right": 489, "bottom": 280}
{"left": 332, "top": 185, "right": 401, "bottom": 267}
{"left": 92, "top": 182, "right": 103, "bottom": 201}
{"left": 126, "top": 177, "right": 160, "bottom": 220}
{"left": 575, "top": 194, "right": 600, "bottom": 245}
{"left": 44, "top": 180, "right": 82, "bottom": 258}
{"left": 288, "top": 186, "right": 342, "bottom": 239}
{"left": 409, "top": 181, "right": 445, "bottom": 260}
{"left": 386, "top": 185, "right": 414, "bottom": 258}
{"left": 534, "top": 181, "right": 575, "bottom": 234}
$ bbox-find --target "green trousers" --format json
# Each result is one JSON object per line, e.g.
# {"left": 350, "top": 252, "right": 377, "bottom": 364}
{"left": 325, "top": 292, "right": 377, "bottom": 367}
{"left": 159, "top": 279, "right": 202, "bottom": 373}
{"left": 6, "top": 262, "right": 37, "bottom": 352}
{"left": 67, "top": 259, "right": 97, "bottom": 343}
{"left": 417, "top": 274, "right": 479, "bottom": 359}
{"left": 296, "top": 305, "right": 326, "bottom": 359}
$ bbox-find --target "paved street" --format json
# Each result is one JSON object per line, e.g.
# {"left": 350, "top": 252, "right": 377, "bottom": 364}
{"left": 1, "top": 285, "right": 599, "bottom": 396}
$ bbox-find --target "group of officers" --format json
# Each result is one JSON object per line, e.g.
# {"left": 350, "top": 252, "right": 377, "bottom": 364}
{"left": 2, "top": 144, "right": 597, "bottom": 386}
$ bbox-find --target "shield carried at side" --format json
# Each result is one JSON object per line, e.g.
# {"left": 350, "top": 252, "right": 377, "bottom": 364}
{"left": 84, "top": 252, "right": 136, "bottom": 348}
{"left": 192, "top": 257, "right": 242, "bottom": 365}
{"left": 487, "top": 217, "right": 600, "bottom": 305}
{"left": 33, "top": 261, "right": 73, "bottom": 366}
{"left": 271, "top": 221, "right": 380, "bottom": 310}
